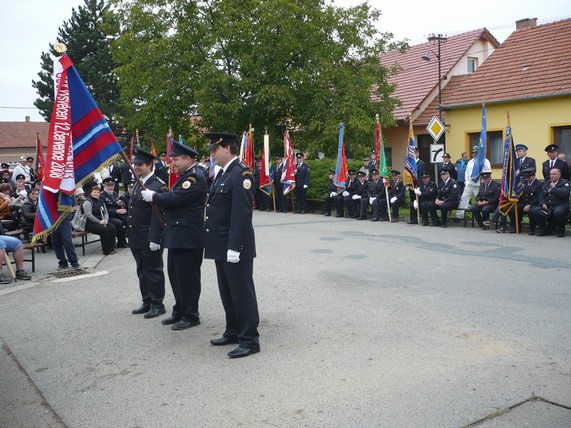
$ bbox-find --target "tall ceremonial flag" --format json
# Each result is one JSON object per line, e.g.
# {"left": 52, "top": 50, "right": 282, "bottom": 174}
{"left": 259, "top": 130, "right": 272, "bottom": 195}
{"left": 166, "top": 129, "right": 177, "bottom": 188}
{"left": 136, "top": 129, "right": 141, "bottom": 149}
{"left": 281, "top": 130, "right": 296, "bottom": 195}
{"left": 239, "top": 125, "right": 255, "bottom": 171}
{"left": 35, "top": 132, "right": 45, "bottom": 181}
{"left": 33, "top": 50, "right": 123, "bottom": 243}
{"left": 373, "top": 114, "right": 389, "bottom": 177}
{"left": 129, "top": 132, "right": 135, "bottom": 160}
{"left": 334, "top": 123, "right": 348, "bottom": 190}
{"left": 151, "top": 143, "right": 156, "bottom": 157}
{"left": 498, "top": 113, "right": 522, "bottom": 216}
{"left": 208, "top": 155, "right": 216, "bottom": 180}
{"left": 403, "top": 115, "right": 418, "bottom": 187}
{"left": 471, "top": 104, "right": 487, "bottom": 183}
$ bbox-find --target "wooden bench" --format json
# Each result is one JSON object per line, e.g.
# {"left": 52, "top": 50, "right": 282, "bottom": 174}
{"left": 22, "top": 242, "right": 47, "bottom": 273}
{"left": 72, "top": 231, "right": 101, "bottom": 256}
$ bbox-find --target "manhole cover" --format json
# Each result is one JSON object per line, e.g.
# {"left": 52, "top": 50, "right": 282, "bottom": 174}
{"left": 46, "top": 268, "right": 90, "bottom": 279}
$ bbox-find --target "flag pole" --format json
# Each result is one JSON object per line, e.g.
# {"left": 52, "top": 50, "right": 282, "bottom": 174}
{"left": 119, "top": 151, "right": 165, "bottom": 227}
{"left": 385, "top": 178, "right": 392, "bottom": 222}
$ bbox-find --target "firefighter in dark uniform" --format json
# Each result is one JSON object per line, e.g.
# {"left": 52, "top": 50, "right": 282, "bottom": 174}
{"left": 101, "top": 177, "right": 129, "bottom": 248}
{"left": 377, "top": 170, "right": 406, "bottom": 222}
{"left": 324, "top": 169, "right": 337, "bottom": 216}
{"left": 530, "top": 167, "right": 570, "bottom": 237}
{"left": 471, "top": 171, "right": 501, "bottom": 229}
{"left": 499, "top": 167, "right": 542, "bottom": 233}
{"left": 409, "top": 172, "right": 437, "bottom": 225}
{"left": 141, "top": 142, "right": 207, "bottom": 330}
{"left": 205, "top": 132, "right": 260, "bottom": 359}
{"left": 427, "top": 167, "right": 459, "bottom": 227}
{"left": 274, "top": 155, "right": 285, "bottom": 212}
{"left": 128, "top": 149, "right": 168, "bottom": 318}
{"left": 352, "top": 171, "right": 368, "bottom": 218}
{"left": 154, "top": 153, "right": 169, "bottom": 183}
{"left": 542, "top": 144, "right": 570, "bottom": 180}
{"left": 336, "top": 170, "right": 358, "bottom": 217}
{"left": 294, "top": 152, "right": 310, "bottom": 213}
{"left": 360, "top": 169, "right": 386, "bottom": 221}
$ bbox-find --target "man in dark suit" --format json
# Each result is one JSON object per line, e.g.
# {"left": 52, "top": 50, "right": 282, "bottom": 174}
{"left": 530, "top": 167, "right": 570, "bottom": 237}
{"left": 542, "top": 144, "right": 570, "bottom": 180}
{"left": 274, "top": 155, "right": 285, "bottom": 212}
{"left": 427, "top": 167, "right": 459, "bottom": 227}
{"left": 154, "top": 153, "right": 169, "bottom": 183}
{"left": 438, "top": 152, "right": 458, "bottom": 181}
{"left": 409, "top": 172, "right": 437, "bottom": 225}
{"left": 108, "top": 161, "right": 122, "bottom": 193}
{"left": 294, "top": 152, "right": 310, "bottom": 213}
{"left": 359, "top": 169, "right": 386, "bottom": 220}
{"left": 377, "top": 170, "right": 406, "bottom": 222}
{"left": 336, "top": 170, "right": 358, "bottom": 218}
{"left": 499, "top": 167, "right": 542, "bottom": 234}
{"left": 471, "top": 171, "right": 501, "bottom": 230}
{"left": 324, "top": 169, "right": 337, "bottom": 216}
{"left": 119, "top": 160, "right": 134, "bottom": 191}
{"left": 204, "top": 132, "right": 260, "bottom": 359}
{"left": 514, "top": 144, "right": 536, "bottom": 178}
{"left": 128, "top": 149, "right": 167, "bottom": 318}
{"left": 141, "top": 142, "right": 207, "bottom": 331}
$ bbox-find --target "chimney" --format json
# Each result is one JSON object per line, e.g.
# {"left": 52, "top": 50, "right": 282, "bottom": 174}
{"left": 25, "top": 116, "right": 30, "bottom": 122}
{"left": 515, "top": 18, "right": 537, "bottom": 31}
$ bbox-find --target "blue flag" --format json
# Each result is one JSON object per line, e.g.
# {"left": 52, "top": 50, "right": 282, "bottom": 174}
{"left": 471, "top": 105, "right": 487, "bottom": 183}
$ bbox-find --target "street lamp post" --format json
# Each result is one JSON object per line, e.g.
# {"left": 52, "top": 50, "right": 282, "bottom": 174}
{"left": 422, "top": 34, "right": 448, "bottom": 122}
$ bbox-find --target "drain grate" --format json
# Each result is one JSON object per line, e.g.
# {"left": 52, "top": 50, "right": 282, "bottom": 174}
{"left": 47, "top": 267, "right": 91, "bottom": 279}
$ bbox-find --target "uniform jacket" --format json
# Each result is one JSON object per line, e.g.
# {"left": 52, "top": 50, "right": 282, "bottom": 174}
{"left": 108, "top": 164, "right": 122, "bottom": 192}
{"left": 152, "top": 165, "right": 207, "bottom": 249}
{"left": 326, "top": 179, "right": 337, "bottom": 194}
{"left": 294, "top": 162, "right": 310, "bottom": 187}
{"left": 274, "top": 163, "right": 284, "bottom": 190}
{"left": 515, "top": 156, "right": 536, "bottom": 176}
{"left": 355, "top": 180, "right": 368, "bottom": 196}
{"left": 416, "top": 159, "right": 427, "bottom": 178}
{"left": 204, "top": 159, "right": 256, "bottom": 261}
{"left": 476, "top": 180, "right": 501, "bottom": 207}
{"left": 344, "top": 178, "right": 358, "bottom": 196}
{"left": 389, "top": 179, "right": 406, "bottom": 204}
{"left": 538, "top": 179, "right": 571, "bottom": 208}
{"left": 437, "top": 162, "right": 458, "bottom": 180}
{"left": 419, "top": 180, "right": 437, "bottom": 202}
{"left": 367, "top": 180, "right": 386, "bottom": 199}
{"left": 154, "top": 162, "right": 169, "bottom": 183}
{"left": 127, "top": 174, "right": 166, "bottom": 249}
{"left": 437, "top": 179, "right": 459, "bottom": 202}
{"left": 542, "top": 159, "right": 570, "bottom": 180}
{"left": 517, "top": 178, "right": 542, "bottom": 208}
{"left": 101, "top": 190, "right": 125, "bottom": 218}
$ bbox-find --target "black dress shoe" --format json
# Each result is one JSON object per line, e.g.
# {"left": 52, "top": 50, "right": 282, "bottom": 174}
{"left": 406, "top": 221, "right": 418, "bottom": 224}
{"left": 335, "top": 214, "right": 343, "bottom": 218}
{"left": 131, "top": 304, "right": 151, "bottom": 315}
{"left": 171, "top": 319, "right": 201, "bottom": 330}
{"left": 324, "top": 213, "right": 331, "bottom": 216}
{"left": 210, "top": 336, "right": 239, "bottom": 346}
{"left": 144, "top": 307, "right": 166, "bottom": 319}
{"left": 228, "top": 346, "right": 260, "bottom": 359}
{"left": 422, "top": 222, "right": 429, "bottom": 226}
{"left": 370, "top": 217, "right": 379, "bottom": 222}
{"left": 357, "top": 217, "right": 366, "bottom": 220}
{"left": 161, "top": 315, "right": 181, "bottom": 325}
{"left": 441, "top": 223, "right": 448, "bottom": 228}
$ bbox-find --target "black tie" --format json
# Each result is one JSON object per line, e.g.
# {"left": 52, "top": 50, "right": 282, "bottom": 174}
{"left": 550, "top": 160, "right": 554, "bottom": 168}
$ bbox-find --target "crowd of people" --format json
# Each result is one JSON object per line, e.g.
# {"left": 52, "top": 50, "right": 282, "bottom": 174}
{"left": 321, "top": 144, "right": 570, "bottom": 237}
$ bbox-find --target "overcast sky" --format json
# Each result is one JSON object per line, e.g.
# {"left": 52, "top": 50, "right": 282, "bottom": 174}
{"left": 0, "top": 0, "right": 569, "bottom": 123}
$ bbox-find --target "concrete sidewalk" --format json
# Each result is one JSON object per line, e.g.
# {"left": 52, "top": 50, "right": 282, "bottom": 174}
{"left": 1, "top": 213, "right": 570, "bottom": 427}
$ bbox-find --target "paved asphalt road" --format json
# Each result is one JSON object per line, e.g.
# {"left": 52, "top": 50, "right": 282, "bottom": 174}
{"left": 1, "top": 211, "right": 570, "bottom": 427}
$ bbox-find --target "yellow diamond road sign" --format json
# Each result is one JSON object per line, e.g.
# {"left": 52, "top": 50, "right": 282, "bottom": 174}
{"left": 427, "top": 116, "right": 445, "bottom": 142}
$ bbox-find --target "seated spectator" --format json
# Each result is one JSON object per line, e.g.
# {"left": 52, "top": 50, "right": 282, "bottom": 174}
{"left": 323, "top": 170, "right": 337, "bottom": 217}
{"left": 427, "top": 168, "right": 459, "bottom": 227}
{"left": 377, "top": 170, "right": 405, "bottom": 222}
{"left": 101, "top": 177, "right": 128, "bottom": 248}
{"left": 351, "top": 171, "right": 368, "bottom": 218}
{"left": 0, "top": 235, "right": 32, "bottom": 283}
{"left": 497, "top": 168, "right": 542, "bottom": 234}
{"left": 360, "top": 169, "right": 386, "bottom": 221}
{"left": 0, "top": 183, "right": 20, "bottom": 228}
{"left": 21, "top": 188, "right": 39, "bottom": 240}
{"left": 82, "top": 185, "right": 117, "bottom": 255}
{"left": 471, "top": 171, "right": 500, "bottom": 230}
{"left": 529, "top": 167, "right": 570, "bottom": 237}
{"left": 336, "top": 170, "right": 358, "bottom": 218}
{"left": 409, "top": 172, "right": 437, "bottom": 225}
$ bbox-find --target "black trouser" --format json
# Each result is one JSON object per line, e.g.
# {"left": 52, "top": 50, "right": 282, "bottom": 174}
{"left": 108, "top": 217, "right": 127, "bottom": 245}
{"left": 427, "top": 201, "right": 459, "bottom": 225}
{"left": 215, "top": 259, "right": 260, "bottom": 348}
{"left": 530, "top": 204, "right": 570, "bottom": 234}
{"left": 472, "top": 204, "right": 497, "bottom": 227}
{"left": 131, "top": 248, "right": 165, "bottom": 309}
{"left": 275, "top": 186, "right": 285, "bottom": 211}
{"left": 296, "top": 187, "right": 307, "bottom": 212}
{"left": 324, "top": 196, "right": 335, "bottom": 215}
{"left": 85, "top": 221, "right": 116, "bottom": 254}
{"left": 167, "top": 248, "right": 202, "bottom": 322}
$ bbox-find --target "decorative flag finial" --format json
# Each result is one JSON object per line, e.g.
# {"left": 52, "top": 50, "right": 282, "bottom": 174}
{"left": 54, "top": 41, "right": 67, "bottom": 53}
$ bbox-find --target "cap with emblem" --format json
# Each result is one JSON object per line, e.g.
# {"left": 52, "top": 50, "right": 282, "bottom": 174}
{"left": 1, "top": 163, "right": 8, "bottom": 169}
{"left": 328, "top": 169, "right": 335, "bottom": 174}
{"left": 421, "top": 172, "right": 431, "bottom": 178}
{"left": 440, "top": 167, "right": 450, "bottom": 174}
{"left": 15, "top": 174, "right": 25, "bottom": 180}
{"left": 521, "top": 167, "right": 536, "bottom": 176}
{"left": 102, "top": 177, "right": 114, "bottom": 184}
{"left": 515, "top": 144, "right": 528, "bottom": 151}
{"left": 363, "top": 157, "right": 371, "bottom": 162}
{"left": 391, "top": 170, "right": 401, "bottom": 176}
{"left": 19, "top": 155, "right": 27, "bottom": 161}
{"left": 133, "top": 148, "right": 156, "bottom": 163}
{"left": 276, "top": 155, "right": 283, "bottom": 159}
{"left": 170, "top": 141, "right": 199, "bottom": 158}
{"left": 442, "top": 153, "right": 451, "bottom": 159}
{"left": 479, "top": 171, "right": 492, "bottom": 178}
{"left": 545, "top": 144, "right": 558, "bottom": 152}
{"left": 205, "top": 132, "right": 240, "bottom": 151}
{"left": 159, "top": 151, "right": 167, "bottom": 156}
{"left": 295, "top": 152, "right": 304, "bottom": 159}
{"left": 471, "top": 146, "right": 478, "bottom": 153}
{"left": 358, "top": 171, "right": 366, "bottom": 177}
{"left": 371, "top": 169, "right": 379, "bottom": 174}
{"left": 26, "top": 156, "right": 34, "bottom": 162}
{"left": 348, "top": 169, "right": 356, "bottom": 175}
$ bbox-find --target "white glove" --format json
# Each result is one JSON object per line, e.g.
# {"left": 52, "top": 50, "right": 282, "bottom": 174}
{"left": 303, "top": 185, "right": 308, "bottom": 189}
{"left": 342, "top": 191, "right": 349, "bottom": 197}
{"left": 414, "top": 188, "right": 421, "bottom": 196}
{"left": 149, "top": 242, "right": 161, "bottom": 251}
{"left": 227, "top": 249, "right": 240, "bottom": 263}
{"left": 330, "top": 191, "right": 337, "bottom": 198}
{"left": 413, "top": 200, "right": 419, "bottom": 209}
{"left": 352, "top": 195, "right": 361, "bottom": 200}
{"left": 369, "top": 197, "right": 376, "bottom": 205}
{"left": 390, "top": 197, "right": 397, "bottom": 204}
{"left": 141, "top": 189, "right": 155, "bottom": 202}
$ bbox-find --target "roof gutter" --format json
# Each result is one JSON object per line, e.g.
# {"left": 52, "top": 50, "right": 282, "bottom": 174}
{"left": 443, "top": 91, "right": 571, "bottom": 110}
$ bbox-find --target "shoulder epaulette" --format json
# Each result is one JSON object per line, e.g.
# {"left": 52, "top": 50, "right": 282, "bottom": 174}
{"left": 242, "top": 170, "right": 253, "bottom": 176}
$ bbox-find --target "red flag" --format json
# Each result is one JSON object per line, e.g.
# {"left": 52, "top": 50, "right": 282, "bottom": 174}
{"left": 166, "top": 130, "right": 178, "bottom": 188}
{"left": 282, "top": 131, "right": 296, "bottom": 195}
{"left": 259, "top": 132, "right": 271, "bottom": 194}
{"left": 35, "top": 132, "right": 44, "bottom": 181}
{"left": 151, "top": 143, "right": 156, "bottom": 157}
{"left": 334, "top": 123, "right": 348, "bottom": 190}
{"left": 244, "top": 129, "right": 254, "bottom": 171}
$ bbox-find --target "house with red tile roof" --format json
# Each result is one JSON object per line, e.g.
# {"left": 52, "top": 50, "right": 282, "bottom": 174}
{"left": 0, "top": 117, "right": 49, "bottom": 166}
{"left": 444, "top": 18, "right": 571, "bottom": 178}
{"left": 379, "top": 29, "right": 499, "bottom": 173}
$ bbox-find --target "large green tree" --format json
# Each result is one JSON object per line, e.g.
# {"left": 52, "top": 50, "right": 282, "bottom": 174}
{"left": 32, "top": 0, "right": 123, "bottom": 132}
{"left": 111, "top": 0, "right": 406, "bottom": 156}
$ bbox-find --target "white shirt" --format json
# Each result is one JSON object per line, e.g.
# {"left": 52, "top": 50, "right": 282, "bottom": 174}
{"left": 465, "top": 158, "right": 491, "bottom": 185}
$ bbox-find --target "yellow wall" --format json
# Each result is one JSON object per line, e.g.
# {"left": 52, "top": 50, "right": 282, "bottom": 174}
{"left": 445, "top": 96, "right": 571, "bottom": 176}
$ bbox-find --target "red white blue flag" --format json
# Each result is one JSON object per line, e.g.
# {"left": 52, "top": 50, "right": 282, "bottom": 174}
{"left": 334, "top": 123, "right": 348, "bottom": 190}
{"left": 281, "top": 131, "right": 296, "bottom": 195}
{"left": 32, "top": 53, "right": 123, "bottom": 242}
